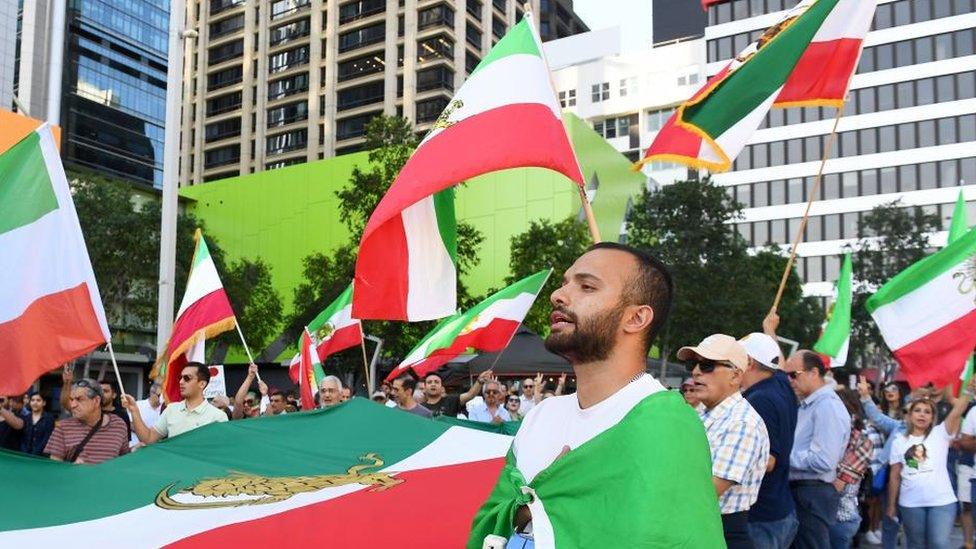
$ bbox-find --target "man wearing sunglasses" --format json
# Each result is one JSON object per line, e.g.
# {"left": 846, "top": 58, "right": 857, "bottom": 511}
{"left": 783, "top": 351, "right": 851, "bottom": 549}
{"left": 468, "top": 380, "right": 511, "bottom": 424}
{"left": 124, "top": 362, "right": 227, "bottom": 444}
{"left": 679, "top": 334, "right": 770, "bottom": 549}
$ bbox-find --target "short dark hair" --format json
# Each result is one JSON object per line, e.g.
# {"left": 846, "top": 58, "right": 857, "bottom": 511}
{"left": 422, "top": 373, "right": 443, "bottom": 383}
{"left": 396, "top": 375, "right": 417, "bottom": 392}
{"left": 799, "top": 351, "right": 827, "bottom": 377}
{"left": 99, "top": 380, "right": 119, "bottom": 395}
{"left": 269, "top": 389, "right": 284, "bottom": 398}
{"left": 185, "top": 362, "right": 211, "bottom": 385}
{"left": 585, "top": 242, "right": 674, "bottom": 352}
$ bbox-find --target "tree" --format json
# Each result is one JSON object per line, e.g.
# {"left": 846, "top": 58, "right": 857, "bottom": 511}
{"left": 505, "top": 217, "right": 590, "bottom": 334}
{"left": 626, "top": 178, "right": 822, "bottom": 358}
{"left": 211, "top": 257, "right": 283, "bottom": 361}
{"left": 850, "top": 200, "right": 942, "bottom": 367}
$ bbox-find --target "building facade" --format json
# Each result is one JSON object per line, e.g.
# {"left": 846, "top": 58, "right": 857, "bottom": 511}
{"left": 12, "top": 0, "right": 169, "bottom": 188}
{"left": 181, "top": 0, "right": 588, "bottom": 186}
{"left": 704, "top": 0, "right": 976, "bottom": 298}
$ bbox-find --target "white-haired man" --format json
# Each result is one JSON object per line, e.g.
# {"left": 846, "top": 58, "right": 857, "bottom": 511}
{"left": 319, "top": 375, "right": 344, "bottom": 408}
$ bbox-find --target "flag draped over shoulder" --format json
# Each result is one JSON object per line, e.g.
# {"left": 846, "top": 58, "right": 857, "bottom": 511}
{"left": 0, "top": 124, "right": 111, "bottom": 395}
{"left": 640, "top": 0, "right": 875, "bottom": 172}
{"left": 298, "top": 328, "right": 325, "bottom": 410}
{"left": 152, "top": 230, "right": 236, "bottom": 403}
{"left": 0, "top": 400, "right": 512, "bottom": 546}
{"left": 867, "top": 227, "right": 976, "bottom": 389}
{"left": 289, "top": 283, "right": 362, "bottom": 382}
{"left": 385, "top": 269, "right": 551, "bottom": 381}
{"left": 353, "top": 14, "right": 584, "bottom": 322}
{"left": 814, "top": 252, "right": 852, "bottom": 368}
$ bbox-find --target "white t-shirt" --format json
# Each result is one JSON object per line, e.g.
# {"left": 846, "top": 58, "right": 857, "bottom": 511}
{"left": 129, "top": 399, "right": 162, "bottom": 447}
{"left": 962, "top": 407, "right": 976, "bottom": 438}
{"left": 468, "top": 403, "right": 512, "bottom": 423}
{"left": 513, "top": 374, "right": 665, "bottom": 484}
{"left": 889, "top": 423, "right": 957, "bottom": 508}
{"left": 519, "top": 395, "right": 535, "bottom": 415}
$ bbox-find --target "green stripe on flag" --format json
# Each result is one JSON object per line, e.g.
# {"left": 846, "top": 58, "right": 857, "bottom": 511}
{"left": 949, "top": 190, "right": 969, "bottom": 244}
{"left": 866, "top": 226, "right": 976, "bottom": 312}
{"left": 470, "top": 17, "right": 540, "bottom": 76}
{"left": 308, "top": 283, "right": 354, "bottom": 335}
{"left": 813, "top": 252, "right": 852, "bottom": 357}
{"left": 0, "top": 131, "right": 59, "bottom": 235}
{"left": 683, "top": 0, "right": 840, "bottom": 138}
{"left": 193, "top": 233, "right": 213, "bottom": 268}
{"left": 433, "top": 188, "right": 458, "bottom": 266}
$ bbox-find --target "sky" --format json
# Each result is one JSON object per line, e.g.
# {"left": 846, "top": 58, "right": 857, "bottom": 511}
{"left": 572, "top": 0, "right": 654, "bottom": 53}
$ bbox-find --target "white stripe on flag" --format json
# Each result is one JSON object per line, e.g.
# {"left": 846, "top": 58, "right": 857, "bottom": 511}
{"left": 403, "top": 195, "right": 457, "bottom": 321}
{"left": 871, "top": 268, "right": 975, "bottom": 350}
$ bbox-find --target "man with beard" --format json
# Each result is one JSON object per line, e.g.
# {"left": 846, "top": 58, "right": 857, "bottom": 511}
{"left": 422, "top": 371, "right": 490, "bottom": 418}
{"left": 468, "top": 243, "right": 723, "bottom": 548}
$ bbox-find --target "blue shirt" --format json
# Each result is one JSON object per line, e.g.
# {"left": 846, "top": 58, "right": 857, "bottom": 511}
{"left": 743, "top": 371, "right": 798, "bottom": 522}
{"left": 861, "top": 396, "right": 906, "bottom": 468}
{"left": 790, "top": 383, "right": 851, "bottom": 482}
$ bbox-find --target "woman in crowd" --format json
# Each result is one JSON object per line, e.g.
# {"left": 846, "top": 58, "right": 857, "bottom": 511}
{"left": 881, "top": 382, "right": 905, "bottom": 420}
{"left": 887, "top": 380, "right": 973, "bottom": 549}
{"left": 504, "top": 394, "right": 523, "bottom": 422}
{"left": 20, "top": 392, "right": 54, "bottom": 456}
{"left": 830, "top": 388, "right": 873, "bottom": 549}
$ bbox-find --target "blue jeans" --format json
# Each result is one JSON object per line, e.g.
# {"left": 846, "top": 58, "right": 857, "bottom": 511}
{"left": 750, "top": 511, "right": 799, "bottom": 549}
{"left": 898, "top": 503, "right": 956, "bottom": 549}
{"left": 791, "top": 482, "right": 841, "bottom": 549}
{"left": 828, "top": 517, "right": 861, "bottom": 549}
{"left": 881, "top": 489, "right": 900, "bottom": 549}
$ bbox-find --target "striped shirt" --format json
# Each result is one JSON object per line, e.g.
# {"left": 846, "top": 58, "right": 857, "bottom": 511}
{"left": 44, "top": 415, "right": 130, "bottom": 464}
{"left": 701, "top": 392, "right": 770, "bottom": 514}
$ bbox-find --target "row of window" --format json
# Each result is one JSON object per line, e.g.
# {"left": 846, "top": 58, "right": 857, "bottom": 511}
{"left": 268, "top": 72, "right": 309, "bottom": 100}
{"left": 210, "top": 0, "right": 245, "bottom": 17}
{"left": 337, "top": 80, "right": 385, "bottom": 110}
{"left": 857, "top": 28, "right": 974, "bottom": 74}
{"left": 730, "top": 157, "right": 976, "bottom": 209}
{"left": 209, "top": 13, "right": 244, "bottom": 40}
{"left": 338, "top": 52, "right": 386, "bottom": 82}
{"left": 267, "top": 128, "right": 307, "bottom": 155}
{"left": 267, "top": 100, "right": 308, "bottom": 127}
{"left": 733, "top": 114, "right": 976, "bottom": 171}
{"left": 270, "top": 18, "right": 310, "bottom": 47}
{"left": 209, "top": 39, "right": 244, "bottom": 65}
{"left": 271, "top": 0, "right": 310, "bottom": 21}
{"left": 592, "top": 114, "right": 638, "bottom": 140}
{"left": 559, "top": 72, "right": 692, "bottom": 109}
{"left": 338, "top": 0, "right": 384, "bottom": 24}
{"left": 269, "top": 45, "right": 309, "bottom": 73}
{"left": 338, "top": 22, "right": 385, "bottom": 53}
{"left": 707, "top": 0, "right": 974, "bottom": 28}
{"left": 419, "top": 5, "right": 454, "bottom": 31}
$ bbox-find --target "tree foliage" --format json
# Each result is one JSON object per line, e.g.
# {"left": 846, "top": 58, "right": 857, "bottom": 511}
{"left": 626, "top": 177, "right": 822, "bottom": 358}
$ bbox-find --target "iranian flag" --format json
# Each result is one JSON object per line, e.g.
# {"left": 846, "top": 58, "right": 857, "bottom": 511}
{"left": 385, "top": 269, "right": 551, "bottom": 382}
{"left": 814, "top": 252, "right": 852, "bottom": 368}
{"left": 289, "top": 283, "right": 362, "bottom": 383}
{"left": 298, "top": 328, "right": 325, "bottom": 410}
{"left": 152, "top": 230, "right": 237, "bottom": 403}
{"left": 867, "top": 226, "right": 976, "bottom": 389}
{"left": 0, "top": 124, "right": 111, "bottom": 395}
{"left": 948, "top": 190, "right": 974, "bottom": 394}
{"left": 353, "top": 13, "right": 584, "bottom": 321}
{"left": 0, "top": 400, "right": 512, "bottom": 546}
{"left": 640, "top": 0, "right": 875, "bottom": 172}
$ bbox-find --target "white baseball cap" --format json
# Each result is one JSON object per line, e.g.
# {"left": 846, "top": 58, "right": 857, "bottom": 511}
{"left": 739, "top": 333, "right": 783, "bottom": 370}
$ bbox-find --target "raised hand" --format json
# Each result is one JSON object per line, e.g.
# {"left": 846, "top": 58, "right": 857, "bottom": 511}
{"left": 857, "top": 375, "right": 871, "bottom": 399}
{"left": 258, "top": 380, "right": 269, "bottom": 396}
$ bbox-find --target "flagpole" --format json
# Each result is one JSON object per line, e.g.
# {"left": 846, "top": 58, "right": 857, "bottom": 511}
{"left": 234, "top": 323, "right": 262, "bottom": 383}
{"left": 771, "top": 105, "right": 845, "bottom": 312}
{"left": 357, "top": 324, "right": 372, "bottom": 396}
{"left": 105, "top": 341, "right": 127, "bottom": 401}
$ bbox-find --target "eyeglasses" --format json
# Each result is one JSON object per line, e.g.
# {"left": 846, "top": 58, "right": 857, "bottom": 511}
{"left": 181, "top": 374, "right": 196, "bottom": 382}
{"left": 507, "top": 398, "right": 520, "bottom": 403}
{"left": 523, "top": 384, "right": 534, "bottom": 389}
{"left": 787, "top": 370, "right": 808, "bottom": 380}
{"left": 485, "top": 389, "right": 501, "bottom": 395}
{"left": 684, "top": 359, "right": 735, "bottom": 374}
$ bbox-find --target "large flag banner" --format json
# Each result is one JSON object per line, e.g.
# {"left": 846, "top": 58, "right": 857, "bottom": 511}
{"left": 814, "top": 252, "right": 852, "bottom": 368}
{"left": 639, "top": 0, "right": 875, "bottom": 172}
{"left": 289, "top": 283, "right": 362, "bottom": 382}
{"left": 0, "top": 124, "right": 111, "bottom": 395}
{"left": 867, "top": 227, "right": 976, "bottom": 389}
{"left": 386, "top": 269, "right": 551, "bottom": 381}
{"left": 949, "top": 190, "right": 974, "bottom": 394}
{"left": 152, "top": 230, "right": 237, "bottom": 403}
{"left": 353, "top": 13, "right": 584, "bottom": 322}
{"left": 298, "top": 328, "right": 325, "bottom": 410}
{"left": 0, "top": 400, "right": 512, "bottom": 546}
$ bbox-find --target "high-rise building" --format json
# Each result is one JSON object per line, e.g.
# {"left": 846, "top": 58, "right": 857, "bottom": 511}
{"left": 703, "top": 0, "right": 976, "bottom": 300}
{"left": 181, "top": 0, "right": 588, "bottom": 186}
{"left": 537, "top": 0, "right": 588, "bottom": 42}
{"left": 13, "top": 0, "right": 170, "bottom": 188}
{"left": 0, "top": 0, "right": 16, "bottom": 110}
{"left": 652, "top": 0, "right": 706, "bottom": 45}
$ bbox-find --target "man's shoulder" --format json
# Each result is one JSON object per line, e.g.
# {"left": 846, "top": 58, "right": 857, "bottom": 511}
{"left": 199, "top": 401, "right": 229, "bottom": 421}
{"left": 105, "top": 414, "right": 128, "bottom": 432}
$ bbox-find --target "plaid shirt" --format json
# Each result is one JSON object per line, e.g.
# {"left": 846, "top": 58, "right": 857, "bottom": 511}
{"left": 701, "top": 392, "right": 770, "bottom": 514}
{"left": 865, "top": 423, "right": 885, "bottom": 474}
{"left": 836, "top": 428, "right": 873, "bottom": 485}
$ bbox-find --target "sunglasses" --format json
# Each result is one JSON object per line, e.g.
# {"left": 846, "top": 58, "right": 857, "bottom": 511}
{"left": 685, "top": 359, "right": 735, "bottom": 374}
{"left": 507, "top": 397, "right": 520, "bottom": 402}
{"left": 485, "top": 389, "right": 501, "bottom": 394}
{"left": 181, "top": 374, "right": 196, "bottom": 382}
{"left": 523, "top": 384, "right": 534, "bottom": 389}
{"left": 787, "top": 370, "right": 808, "bottom": 380}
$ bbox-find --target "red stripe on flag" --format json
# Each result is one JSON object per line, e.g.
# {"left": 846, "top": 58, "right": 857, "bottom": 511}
{"left": 165, "top": 457, "right": 506, "bottom": 548}
{"left": 353, "top": 213, "right": 411, "bottom": 320}
{"left": 775, "top": 38, "right": 863, "bottom": 105}
{"left": 0, "top": 283, "right": 106, "bottom": 394}
{"left": 893, "top": 310, "right": 976, "bottom": 389}
{"left": 167, "top": 289, "right": 236, "bottom": 354}
{"left": 317, "top": 324, "right": 363, "bottom": 360}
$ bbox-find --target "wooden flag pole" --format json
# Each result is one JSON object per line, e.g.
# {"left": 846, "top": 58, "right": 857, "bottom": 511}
{"left": 771, "top": 105, "right": 845, "bottom": 312}
{"left": 235, "top": 322, "right": 262, "bottom": 383}
{"left": 358, "top": 324, "right": 372, "bottom": 395}
{"left": 578, "top": 186, "right": 602, "bottom": 243}
{"left": 105, "top": 341, "right": 127, "bottom": 401}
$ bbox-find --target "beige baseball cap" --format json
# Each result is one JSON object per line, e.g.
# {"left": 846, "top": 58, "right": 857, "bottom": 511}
{"left": 677, "top": 334, "right": 750, "bottom": 371}
{"left": 739, "top": 332, "right": 783, "bottom": 370}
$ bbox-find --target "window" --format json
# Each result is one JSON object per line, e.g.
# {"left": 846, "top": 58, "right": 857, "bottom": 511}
{"left": 466, "top": 51, "right": 481, "bottom": 74}
{"left": 210, "top": 14, "right": 244, "bottom": 39}
{"left": 492, "top": 16, "right": 506, "bottom": 39}
{"left": 266, "top": 128, "right": 307, "bottom": 155}
{"left": 466, "top": 0, "right": 482, "bottom": 17}
{"left": 337, "top": 80, "right": 385, "bottom": 110}
{"left": 417, "top": 66, "right": 454, "bottom": 92}
{"left": 204, "top": 117, "right": 241, "bottom": 142}
{"left": 204, "top": 144, "right": 240, "bottom": 168}
{"left": 336, "top": 112, "right": 380, "bottom": 139}
{"left": 267, "top": 100, "right": 308, "bottom": 127}
{"left": 417, "top": 35, "right": 453, "bottom": 63}
{"left": 337, "top": 53, "right": 385, "bottom": 82}
{"left": 338, "top": 0, "right": 384, "bottom": 24}
{"left": 619, "top": 77, "right": 637, "bottom": 97}
{"left": 419, "top": 5, "right": 454, "bottom": 30}
{"left": 270, "top": 18, "right": 310, "bottom": 46}
{"left": 266, "top": 157, "right": 304, "bottom": 170}
{"left": 558, "top": 89, "right": 576, "bottom": 108}
{"left": 209, "top": 39, "right": 244, "bottom": 64}
{"left": 338, "top": 22, "right": 385, "bottom": 52}
{"left": 466, "top": 22, "right": 482, "bottom": 47}
{"left": 207, "top": 91, "right": 242, "bottom": 115}
{"left": 416, "top": 97, "right": 450, "bottom": 123}
{"left": 270, "top": 0, "right": 310, "bottom": 20}
{"left": 646, "top": 108, "right": 673, "bottom": 131}
{"left": 591, "top": 82, "right": 609, "bottom": 103}
{"left": 268, "top": 45, "right": 309, "bottom": 73}
{"left": 210, "top": 0, "right": 245, "bottom": 16}
{"left": 207, "top": 65, "right": 243, "bottom": 91}
{"left": 268, "top": 72, "right": 309, "bottom": 99}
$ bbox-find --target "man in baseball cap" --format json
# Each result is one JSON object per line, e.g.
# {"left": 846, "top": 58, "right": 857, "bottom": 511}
{"left": 679, "top": 334, "right": 770, "bottom": 549}
{"left": 738, "top": 312, "right": 800, "bottom": 548}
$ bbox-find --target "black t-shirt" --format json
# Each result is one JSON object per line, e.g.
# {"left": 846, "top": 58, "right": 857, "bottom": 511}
{"left": 0, "top": 420, "right": 23, "bottom": 452}
{"left": 105, "top": 404, "right": 131, "bottom": 439}
{"left": 424, "top": 395, "right": 463, "bottom": 418}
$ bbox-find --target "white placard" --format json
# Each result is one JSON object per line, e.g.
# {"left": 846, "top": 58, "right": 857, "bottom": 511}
{"left": 203, "top": 365, "right": 227, "bottom": 399}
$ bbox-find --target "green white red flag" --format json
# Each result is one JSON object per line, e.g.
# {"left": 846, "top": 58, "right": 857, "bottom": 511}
{"left": 814, "top": 252, "right": 852, "bottom": 368}
{"left": 640, "top": 0, "right": 875, "bottom": 172}
{"left": 151, "top": 230, "right": 237, "bottom": 403}
{"left": 0, "top": 124, "right": 111, "bottom": 395}
{"left": 867, "top": 226, "right": 976, "bottom": 389}
{"left": 0, "top": 399, "right": 512, "bottom": 546}
{"left": 298, "top": 327, "right": 325, "bottom": 410}
{"left": 385, "top": 269, "right": 551, "bottom": 381}
{"left": 353, "top": 14, "right": 583, "bottom": 321}
{"left": 948, "top": 190, "right": 974, "bottom": 394}
{"left": 289, "top": 283, "right": 362, "bottom": 382}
